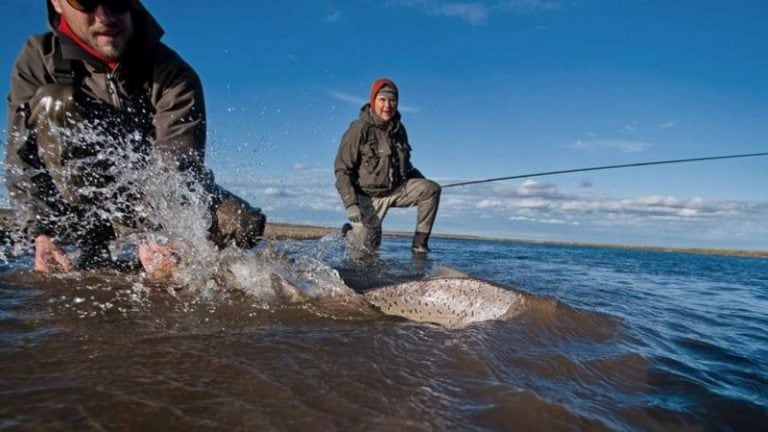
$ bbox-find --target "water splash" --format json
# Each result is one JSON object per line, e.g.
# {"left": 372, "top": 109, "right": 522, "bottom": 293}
{"left": 4, "top": 116, "right": 356, "bottom": 304}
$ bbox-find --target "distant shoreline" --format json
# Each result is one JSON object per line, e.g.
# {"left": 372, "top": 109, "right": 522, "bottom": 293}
{"left": 2, "top": 209, "right": 765, "bottom": 259}
{"left": 266, "top": 223, "right": 768, "bottom": 259}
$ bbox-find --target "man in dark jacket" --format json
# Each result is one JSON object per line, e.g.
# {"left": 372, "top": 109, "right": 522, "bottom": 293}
{"left": 334, "top": 78, "right": 441, "bottom": 255}
{"left": 6, "top": 0, "right": 266, "bottom": 275}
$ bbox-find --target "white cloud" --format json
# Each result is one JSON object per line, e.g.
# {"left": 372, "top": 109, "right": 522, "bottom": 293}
{"left": 309, "top": 200, "right": 339, "bottom": 211}
{"left": 390, "top": 0, "right": 488, "bottom": 25}
{"left": 659, "top": 120, "right": 679, "bottom": 128}
{"left": 551, "top": 194, "right": 754, "bottom": 222}
{"left": 264, "top": 187, "right": 294, "bottom": 198}
{"left": 390, "top": 0, "right": 558, "bottom": 25}
{"left": 442, "top": 180, "right": 768, "bottom": 237}
{"left": 518, "top": 178, "right": 561, "bottom": 197}
{"left": 634, "top": 195, "right": 681, "bottom": 207}
{"left": 325, "top": 11, "right": 342, "bottom": 22}
{"left": 509, "top": 215, "right": 571, "bottom": 225}
{"left": 477, "top": 199, "right": 504, "bottom": 209}
{"left": 496, "top": 0, "right": 561, "bottom": 12}
{"left": 620, "top": 121, "right": 639, "bottom": 135}
{"left": 494, "top": 178, "right": 572, "bottom": 200}
{"left": 293, "top": 163, "right": 321, "bottom": 173}
{"left": 567, "top": 138, "right": 651, "bottom": 153}
{"left": 436, "top": 3, "right": 488, "bottom": 25}
{"left": 215, "top": 173, "right": 768, "bottom": 249}
{"left": 328, "top": 90, "right": 366, "bottom": 106}
{"left": 515, "top": 198, "right": 550, "bottom": 208}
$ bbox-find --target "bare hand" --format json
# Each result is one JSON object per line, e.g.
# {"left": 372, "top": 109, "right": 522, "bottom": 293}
{"left": 34, "top": 235, "right": 74, "bottom": 273}
{"left": 138, "top": 243, "right": 179, "bottom": 281}
{"left": 346, "top": 204, "right": 362, "bottom": 223}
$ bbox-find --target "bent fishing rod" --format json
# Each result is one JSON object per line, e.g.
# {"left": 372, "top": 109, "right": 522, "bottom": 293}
{"left": 441, "top": 152, "right": 768, "bottom": 189}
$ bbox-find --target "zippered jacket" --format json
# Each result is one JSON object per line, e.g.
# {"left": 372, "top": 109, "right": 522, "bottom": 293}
{"left": 6, "top": 1, "right": 207, "bottom": 237}
{"left": 334, "top": 104, "right": 424, "bottom": 209}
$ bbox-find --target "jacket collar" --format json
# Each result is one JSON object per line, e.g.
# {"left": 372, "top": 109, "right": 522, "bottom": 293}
{"left": 46, "top": 0, "right": 164, "bottom": 65}
{"left": 360, "top": 103, "right": 402, "bottom": 132}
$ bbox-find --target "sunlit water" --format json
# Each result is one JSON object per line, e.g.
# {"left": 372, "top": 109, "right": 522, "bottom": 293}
{"left": 1, "top": 235, "right": 766, "bottom": 431}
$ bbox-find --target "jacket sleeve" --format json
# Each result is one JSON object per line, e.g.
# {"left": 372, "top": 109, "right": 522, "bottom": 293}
{"left": 401, "top": 125, "right": 424, "bottom": 179}
{"left": 150, "top": 45, "right": 208, "bottom": 181}
{"left": 5, "top": 36, "right": 64, "bottom": 237}
{"left": 334, "top": 121, "right": 363, "bottom": 208}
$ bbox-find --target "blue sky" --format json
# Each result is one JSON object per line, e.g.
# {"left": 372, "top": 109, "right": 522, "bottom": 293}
{"left": 2, "top": 0, "right": 767, "bottom": 250}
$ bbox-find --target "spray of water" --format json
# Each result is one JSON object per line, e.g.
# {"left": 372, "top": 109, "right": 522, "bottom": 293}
{"left": 3, "top": 117, "right": 356, "bottom": 304}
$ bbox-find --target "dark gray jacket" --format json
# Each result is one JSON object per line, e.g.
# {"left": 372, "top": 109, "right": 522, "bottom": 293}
{"left": 5, "top": 1, "right": 207, "bottom": 236}
{"left": 334, "top": 105, "right": 423, "bottom": 209}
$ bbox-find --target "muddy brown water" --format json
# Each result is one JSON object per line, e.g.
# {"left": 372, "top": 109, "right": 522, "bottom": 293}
{"left": 2, "top": 237, "right": 766, "bottom": 431}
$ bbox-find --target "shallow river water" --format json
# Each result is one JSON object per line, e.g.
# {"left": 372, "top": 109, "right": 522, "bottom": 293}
{"left": 1, "top": 235, "right": 766, "bottom": 431}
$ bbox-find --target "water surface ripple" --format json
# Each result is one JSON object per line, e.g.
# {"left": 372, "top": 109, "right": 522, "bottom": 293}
{"left": 1, "top": 237, "right": 766, "bottom": 430}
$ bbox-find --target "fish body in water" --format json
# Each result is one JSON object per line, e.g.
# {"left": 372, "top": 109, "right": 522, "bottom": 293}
{"left": 363, "top": 277, "right": 526, "bottom": 328}
{"left": 138, "top": 245, "right": 526, "bottom": 328}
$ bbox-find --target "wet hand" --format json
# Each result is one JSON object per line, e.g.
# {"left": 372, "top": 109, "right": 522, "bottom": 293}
{"left": 34, "top": 235, "right": 74, "bottom": 273}
{"left": 346, "top": 204, "right": 362, "bottom": 223}
{"left": 138, "top": 243, "right": 179, "bottom": 282}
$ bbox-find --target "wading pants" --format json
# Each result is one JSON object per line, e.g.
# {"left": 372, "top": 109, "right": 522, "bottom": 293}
{"left": 25, "top": 84, "right": 266, "bottom": 268}
{"left": 346, "top": 178, "right": 441, "bottom": 254}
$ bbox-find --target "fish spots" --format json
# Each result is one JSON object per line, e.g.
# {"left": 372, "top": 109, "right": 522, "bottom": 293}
{"left": 363, "top": 277, "right": 526, "bottom": 328}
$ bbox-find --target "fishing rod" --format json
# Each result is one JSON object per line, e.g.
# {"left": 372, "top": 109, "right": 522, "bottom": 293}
{"left": 441, "top": 152, "right": 768, "bottom": 189}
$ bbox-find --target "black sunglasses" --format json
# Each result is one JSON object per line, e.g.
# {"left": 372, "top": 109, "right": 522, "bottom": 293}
{"left": 65, "top": 0, "right": 133, "bottom": 14}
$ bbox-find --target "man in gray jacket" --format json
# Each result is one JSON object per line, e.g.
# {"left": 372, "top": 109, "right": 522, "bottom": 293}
{"left": 335, "top": 78, "right": 441, "bottom": 255}
{"left": 6, "top": 0, "right": 266, "bottom": 275}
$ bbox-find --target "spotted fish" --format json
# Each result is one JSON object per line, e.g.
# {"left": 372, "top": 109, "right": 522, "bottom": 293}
{"left": 363, "top": 277, "right": 527, "bottom": 328}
